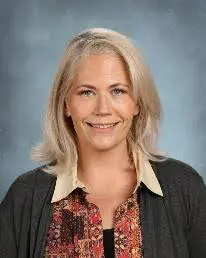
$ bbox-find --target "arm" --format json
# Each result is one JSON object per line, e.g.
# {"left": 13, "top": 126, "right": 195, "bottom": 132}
{"left": 0, "top": 175, "right": 26, "bottom": 258}
{"left": 188, "top": 174, "right": 206, "bottom": 258}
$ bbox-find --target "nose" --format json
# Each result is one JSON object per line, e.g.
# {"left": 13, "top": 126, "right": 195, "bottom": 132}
{"left": 94, "top": 92, "right": 112, "bottom": 115}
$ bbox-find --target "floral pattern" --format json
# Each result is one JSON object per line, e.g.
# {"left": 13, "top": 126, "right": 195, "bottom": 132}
{"left": 45, "top": 187, "right": 143, "bottom": 257}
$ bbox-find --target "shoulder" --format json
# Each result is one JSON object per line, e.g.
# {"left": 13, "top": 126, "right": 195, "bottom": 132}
{"left": 9, "top": 165, "right": 55, "bottom": 190}
{"left": 1, "top": 165, "right": 56, "bottom": 205}
{"left": 151, "top": 157, "right": 204, "bottom": 183}
{"left": 0, "top": 166, "right": 57, "bottom": 255}
{"left": 150, "top": 157, "right": 206, "bottom": 197}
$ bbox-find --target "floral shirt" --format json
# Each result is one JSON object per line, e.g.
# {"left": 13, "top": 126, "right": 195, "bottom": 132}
{"left": 45, "top": 187, "right": 143, "bottom": 257}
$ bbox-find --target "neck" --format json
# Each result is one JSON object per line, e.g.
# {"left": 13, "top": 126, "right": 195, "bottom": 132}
{"left": 77, "top": 140, "right": 135, "bottom": 190}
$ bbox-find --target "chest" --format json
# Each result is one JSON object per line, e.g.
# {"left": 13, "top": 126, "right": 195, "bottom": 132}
{"left": 30, "top": 183, "right": 189, "bottom": 258}
{"left": 44, "top": 190, "right": 142, "bottom": 257}
{"left": 86, "top": 194, "right": 131, "bottom": 229}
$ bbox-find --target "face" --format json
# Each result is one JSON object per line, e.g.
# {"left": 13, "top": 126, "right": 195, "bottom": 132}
{"left": 64, "top": 54, "right": 138, "bottom": 152}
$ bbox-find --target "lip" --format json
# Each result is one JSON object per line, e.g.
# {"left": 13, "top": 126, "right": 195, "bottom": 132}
{"left": 86, "top": 122, "right": 120, "bottom": 132}
{"left": 86, "top": 122, "right": 120, "bottom": 125}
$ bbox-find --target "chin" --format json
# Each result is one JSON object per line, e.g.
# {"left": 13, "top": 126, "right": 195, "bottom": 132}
{"left": 88, "top": 138, "right": 124, "bottom": 152}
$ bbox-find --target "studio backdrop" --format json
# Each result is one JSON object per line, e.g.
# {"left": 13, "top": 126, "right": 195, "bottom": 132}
{"left": 0, "top": 0, "right": 206, "bottom": 200}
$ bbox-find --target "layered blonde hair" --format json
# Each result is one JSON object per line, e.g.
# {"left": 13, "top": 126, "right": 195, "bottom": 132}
{"left": 31, "top": 28, "right": 166, "bottom": 174}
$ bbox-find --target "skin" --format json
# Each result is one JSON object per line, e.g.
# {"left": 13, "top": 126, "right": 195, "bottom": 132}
{"left": 64, "top": 54, "right": 139, "bottom": 228}
{"left": 65, "top": 53, "right": 138, "bottom": 155}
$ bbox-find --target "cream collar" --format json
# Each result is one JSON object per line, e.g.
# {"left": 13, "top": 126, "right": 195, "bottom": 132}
{"left": 51, "top": 150, "right": 163, "bottom": 203}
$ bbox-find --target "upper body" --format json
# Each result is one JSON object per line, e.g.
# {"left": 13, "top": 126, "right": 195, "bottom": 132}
{"left": 0, "top": 156, "right": 206, "bottom": 258}
{"left": 1, "top": 28, "right": 206, "bottom": 257}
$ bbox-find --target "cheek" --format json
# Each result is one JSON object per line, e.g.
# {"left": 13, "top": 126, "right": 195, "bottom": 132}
{"left": 115, "top": 101, "right": 137, "bottom": 117}
{"left": 69, "top": 100, "right": 94, "bottom": 121}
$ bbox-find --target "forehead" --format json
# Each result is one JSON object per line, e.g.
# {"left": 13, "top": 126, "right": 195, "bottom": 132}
{"left": 74, "top": 54, "right": 129, "bottom": 84}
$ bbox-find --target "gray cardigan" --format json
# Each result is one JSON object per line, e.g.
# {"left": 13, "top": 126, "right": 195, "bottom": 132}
{"left": 0, "top": 158, "right": 206, "bottom": 258}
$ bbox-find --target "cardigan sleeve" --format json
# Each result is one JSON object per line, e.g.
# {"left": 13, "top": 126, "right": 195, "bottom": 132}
{"left": 188, "top": 173, "right": 206, "bottom": 258}
{"left": 0, "top": 175, "right": 27, "bottom": 258}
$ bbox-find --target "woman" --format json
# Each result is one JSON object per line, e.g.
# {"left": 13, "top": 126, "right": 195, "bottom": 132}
{"left": 0, "top": 28, "right": 206, "bottom": 258}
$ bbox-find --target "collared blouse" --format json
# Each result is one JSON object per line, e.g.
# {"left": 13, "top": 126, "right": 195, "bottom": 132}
{"left": 45, "top": 188, "right": 142, "bottom": 257}
{"left": 44, "top": 150, "right": 163, "bottom": 257}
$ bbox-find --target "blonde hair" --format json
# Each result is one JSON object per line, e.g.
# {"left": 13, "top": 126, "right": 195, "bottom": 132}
{"left": 31, "top": 28, "right": 166, "bottom": 174}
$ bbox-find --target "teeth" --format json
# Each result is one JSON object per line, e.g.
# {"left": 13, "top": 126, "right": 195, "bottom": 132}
{"left": 91, "top": 123, "right": 116, "bottom": 128}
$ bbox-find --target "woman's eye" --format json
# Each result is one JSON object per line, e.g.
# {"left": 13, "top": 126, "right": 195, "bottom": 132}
{"left": 77, "top": 88, "right": 126, "bottom": 97}
{"left": 78, "top": 90, "right": 94, "bottom": 96}
{"left": 112, "top": 88, "right": 127, "bottom": 95}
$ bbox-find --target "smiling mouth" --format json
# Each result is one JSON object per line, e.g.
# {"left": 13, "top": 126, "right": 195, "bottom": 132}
{"left": 86, "top": 122, "right": 119, "bottom": 128}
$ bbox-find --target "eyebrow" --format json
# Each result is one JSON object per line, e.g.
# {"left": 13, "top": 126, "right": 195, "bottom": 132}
{"left": 76, "top": 83, "right": 129, "bottom": 90}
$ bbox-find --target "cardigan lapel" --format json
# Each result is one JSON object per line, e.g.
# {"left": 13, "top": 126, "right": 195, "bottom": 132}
{"left": 139, "top": 184, "right": 177, "bottom": 258}
{"left": 31, "top": 171, "right": 57, "bottom": 258}
{"left": 139, "top": 160, "right": 182, "bottom": 258}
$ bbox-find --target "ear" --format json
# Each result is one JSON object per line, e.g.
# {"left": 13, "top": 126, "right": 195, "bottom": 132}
{"left": 64, "top": 101, "right": 71, "bottom": 117}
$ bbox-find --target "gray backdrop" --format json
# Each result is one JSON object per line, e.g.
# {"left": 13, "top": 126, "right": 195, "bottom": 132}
{"left": 0, "top": 0, "right": 206, "bottom": 201}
